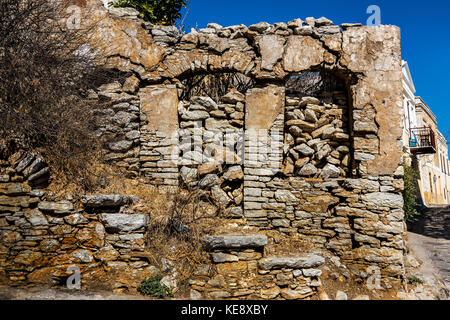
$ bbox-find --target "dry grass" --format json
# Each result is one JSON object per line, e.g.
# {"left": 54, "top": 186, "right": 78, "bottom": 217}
{"left": 264, "top": 230, "right": 318, "bottom": 256}
{"left": 317, "top": 262, "right": 401, "bottom": 300}
{"left": 45, "top": 160, "right": 122, "bottom": 198}
{"left": 94, "top": 176, "right": 240, "bottom": 293}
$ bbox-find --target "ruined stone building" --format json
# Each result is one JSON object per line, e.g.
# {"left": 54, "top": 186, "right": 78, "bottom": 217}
{"left": 0, "top": 0, "right": 412, "bottom": 299}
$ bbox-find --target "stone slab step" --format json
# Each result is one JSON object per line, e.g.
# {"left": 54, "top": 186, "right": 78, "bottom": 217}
{"left": 81, "top": 195, "right": 136, "bottom": 208}
{"left": 200, "top": 234, "right": 268, "bottom": 250}
{"left": 259, "top": 254, "right": 325, "bottom": 270}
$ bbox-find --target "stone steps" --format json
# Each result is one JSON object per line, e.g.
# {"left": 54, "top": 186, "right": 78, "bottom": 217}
{"left": 200, "top": 234, "right": 268, "bottom": 250}
{"left": 193, "top": 233, "right": 325, "bottom": 300}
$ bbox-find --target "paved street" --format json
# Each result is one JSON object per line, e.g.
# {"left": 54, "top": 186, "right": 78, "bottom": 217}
{"left": 408, "top": 205, "right": 450, "bottom": 296}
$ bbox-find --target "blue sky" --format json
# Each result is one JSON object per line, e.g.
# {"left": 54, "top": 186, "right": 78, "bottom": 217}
{"left": 179, "top": 0, "right": 450, "bottom": 140}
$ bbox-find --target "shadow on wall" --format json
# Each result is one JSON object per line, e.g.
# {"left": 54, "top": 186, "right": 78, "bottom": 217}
{"left": 408, "top": 158, "right": 450, "bottom": 240}
{"left": 408, "top": 205, "right": 450, "bottom": 241}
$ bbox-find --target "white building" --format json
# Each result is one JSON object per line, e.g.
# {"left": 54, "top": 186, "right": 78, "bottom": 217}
{"left": 402, "top": 60, "right": 418, "bottom": 152}
{"left": 401, "top": 61, "right": 450, "bottom": 205}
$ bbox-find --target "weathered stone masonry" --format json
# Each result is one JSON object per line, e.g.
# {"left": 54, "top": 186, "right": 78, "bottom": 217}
{"left": 0, "top": 151, "right": 154, "bottom": 290}
{"left": 0, "top": 1, "right": 406, "bottom": 298}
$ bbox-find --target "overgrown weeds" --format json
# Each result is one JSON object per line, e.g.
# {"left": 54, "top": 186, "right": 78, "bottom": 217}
{"left": 403, "top": 161, "right": 421, "bottom": 223}
{"left": 99, "top": 178, "right": 229, "bottom": 291}
{"left": 137, "top": 275, "right": 173, "bottom": 298}
{"left": 0, "top": 0, "right": 124, "bottom": 191}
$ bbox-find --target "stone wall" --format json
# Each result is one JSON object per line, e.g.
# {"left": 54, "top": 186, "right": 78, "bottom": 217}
{"left": 0, "top": 150, "right": 154, "bottom": 290}
{"left": 190, "top": 234, "right": 325, "bottom": 300}
{"left": 0, "top": 0, "right": 407, "bottom": 297}
{"left": 84, "top": 1, "right": 405, "bottom": 289}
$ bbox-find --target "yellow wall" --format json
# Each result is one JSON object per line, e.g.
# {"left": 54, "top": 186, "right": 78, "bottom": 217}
{"left": 416, "top": 108, "right": 450, "bottom": 206}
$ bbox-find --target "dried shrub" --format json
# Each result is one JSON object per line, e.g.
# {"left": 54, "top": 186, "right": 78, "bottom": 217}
{"left": 286, "top": 71, "right": 347, "bottom": 97}
{"left": 0, "top": 0, "right": 120, "bottom": 190}
{"left": 99, "top": 178, "right": 232, "bottom": 291}
{"left": 180, "top": 73, "right": 254, "bottom": 102}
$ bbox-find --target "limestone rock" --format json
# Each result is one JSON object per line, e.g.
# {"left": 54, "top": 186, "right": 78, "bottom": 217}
{"left": 223, "top": 166, "right": 244, "bottom": 181}
{"left": 180, "top": 166, "right": 198, "bottom": 185}
{"left": 23, "top": 158, "right": 47, "bottom": 178}
{"left": 258, "top": 35, "right": 285, "bottom": 71}
{"left": 283, "top": 36, "right": 326, "bottom": 72}
{"left": 224, "top": 206, "right": 244, "bottom": 218}
{"left": 38, "top": 201, "right": 74, "bottom": 214}
{"left": 199, "top": 174, "right": 220, "bottom": 189}
{"left": 211, "top": 252, "right": 239, "bottom": 263}
{"left": 335, "top": 290, "right": 348, "bottom": 300}
{"left": 274, "top": 190, "right": 298, "bottom": 204}
{"left": 28, "top": 167, "right": 50, "bottom": 183}
{"left": 0, "top": 183, "right": 31, "bottom": 196}
{"left": 24, "top": 209, "right": 48, "bottom": 226}
{"left": 64, "top": 213, "right": 89, "bottom": 226}
{"left": 280, "top": 287, "right": 313, "bottom": 300}
{"left": 302, "top": 268, "right": 323, "bottom": 277}
{"left": 85, "top": 4, "right": 164, "bottom": 74}
{"left": 211, "top": 186, "right": 232, "bottom": 207}
{"left": 113, "top": 111, "right": 137, "bottom": 127}
{"left": 200, "top": 234, "right": 268, "bottom": 250}
{"left": 362, "top": 192, "right": 404, "bottom": 209}
{"left": 198, "top": 162, "right": 222, "bottom": 177}
{"left": 181, "top": 110, "right": 210, "bottom": 121}
{"left": 109, "top": 140, "right": 133, "bottom": 152}
{"left": 249, "top": 22, "right": 270, "bottom": 33}
{"left": 39, "top": 239, "right": 60, "bottom": 252}
{"left": 15, "top": 153, "right": 35, "bottom": 173}
{"left": 296, "top": 144, "right": 315, "bottom": 156}
{"left": 260, "top": 286, "right": 281, "bottom": 299}
{"left": 82, "top": 195, "right": 132, "bottom": 208}
{"left": 101, "top": 214, "right": 148, "bottom": 233}
{"left": 76, "top": 222, "right": 105, "bottom": 248}
{"left": 72, "top": 249, "right": 94, "bottom": 263}
{"left": 191, "top": 96, "right": 218, "bottom": 111}
{"left": 299, "top": 163, "right": 317, "bottom": 176}
{"left": 320, "top": 163, "right": 340, "bottom": 179}
{"left": 94, "top": 246, "right": 120, "bottom": 262}
{"left": 259, "top": 254, "right": 325, "bottom": 270}
{"left": 221, "top": 89, "right": 245, "bottom": 103}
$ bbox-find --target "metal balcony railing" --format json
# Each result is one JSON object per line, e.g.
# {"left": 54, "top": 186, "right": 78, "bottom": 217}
{"left": 409, "top": 127, "right": 437, "bottom": 154}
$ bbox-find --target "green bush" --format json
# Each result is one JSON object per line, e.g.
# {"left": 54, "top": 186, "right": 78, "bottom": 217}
{"left": 137, "top": 275, "right": 173, "bottom": 298}
{"left": 408, "top": 276, "right": 424, "bottom": 285}
{"left": 111, "top": 0, "right": 188, "bottom": 25}
{"left": 403, "top": 162, "right": 421, "bottom": 223}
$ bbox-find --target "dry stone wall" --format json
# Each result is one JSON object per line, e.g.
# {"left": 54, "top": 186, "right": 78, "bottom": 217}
{"left": 0, "top": 0, "right": 407, "bottom": 297}
{"left": 190, "top": 234, "right": 325, "bottom": 300}
{"left": 0, "top": 149, "right": 154, "bottom": 290}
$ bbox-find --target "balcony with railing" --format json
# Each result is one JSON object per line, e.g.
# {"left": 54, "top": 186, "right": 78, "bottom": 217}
{"left": 409, "top": 127, "right": 437, "bottom": 154}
